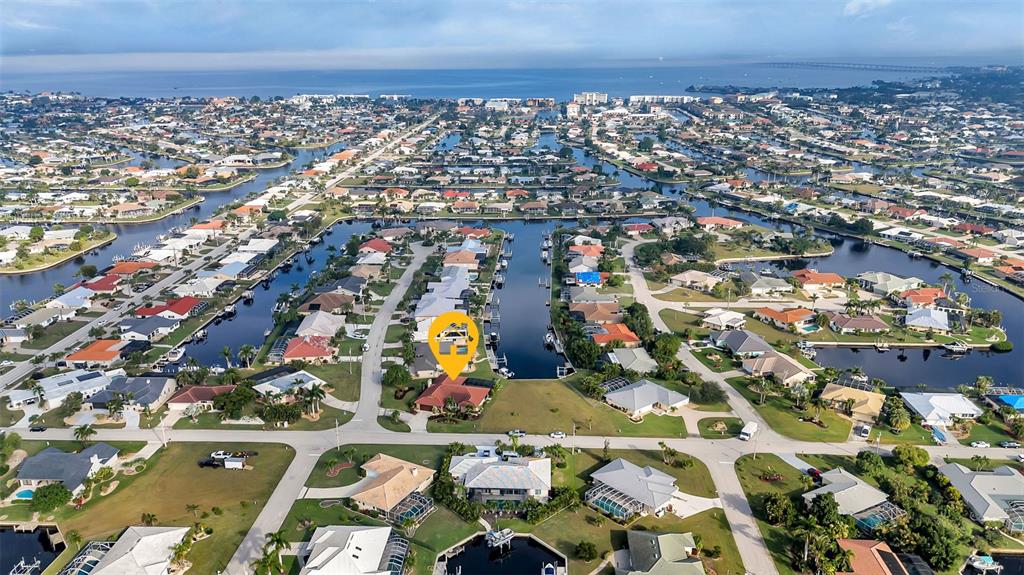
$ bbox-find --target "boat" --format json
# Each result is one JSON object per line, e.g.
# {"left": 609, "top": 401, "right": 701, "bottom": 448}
{"left": 796, "top": 340, "right": 813, "bottom": 350}
{"left": 194, "top": 329, "right": 208, "bottom": 340}
{"left": 263, "top": 329, "right": 272, "bottom": 337}
{"left": 494, "top": 274, "right": 504, "bottom": 287}
{"left": 943, "top": 341, "right": 970, "bottom": 354}
{"left": 242, "top": 290, "right": 255, "bottom": 302}
{"left": 497, "top": 367, "right": 514, "bottom": 378}
{"left": 800, "top": 348, "right": 816, "bottom": 359}
{"left": 908, "top": 251, "right": 922, "bottom": 258}
{"left": 489, "top": 332, "right": 500, "bottom": 344}
{"left": 542, "top": 563, "right": 556, "bottom": 575}
{"left": 874, "top": 339, "right": 890, "bottom": 352}
{"left": 968, "top": 555, "right": 1004, "bottom": 573}
{"left": 500, "top": 259, "right": 508, "bottom": 269}
{"left": 544, "top": 332, "right": 556, "bottom": 347}
{"left": 166, "top": 348, "right": 185, "bottom": 362}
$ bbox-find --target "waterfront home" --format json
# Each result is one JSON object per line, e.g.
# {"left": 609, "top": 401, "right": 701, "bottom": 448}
{"left": 739, "top": 271, "right": 794, "bottom": 295}
{"left": 172, "top": 277, "right": 224, "bottom": 298}
{"left": 166, "top": 384, "right": 236, "bottom": 412}
{"left": 824, "top": 312, "right": 889, "bottom": 334}
{"left": 938, "top": 463, "right": 1024, "bottom": 532}
{"left": 414, "top": 375, "right": 492, "bottom": 412}
{"left": 955, "top": 247, "right": 997, "bottom": 265}
{"left": 458, "top": 456, "right": 552, "bottom": 504}
{"left": 17, "top": 443, "right": 120, "bottom": 497}
{"left": 568, "top": 255, "right": 600, "bottom": 274}
{"left": 67, "top": 339, "right": 135, "bottom": 367}
{"left": 568, "top": 244, "right": 604, "bottom": 258}
{"left": 568, "top": 286, "right": 617, "bottom": 304}
{"left": 295, "top": 311, "right": 346, "bottom": 338}
{"left": 819, "top": 383, "right": 886, "bottom": 423}
{"left": 358, "top": 238, "right": 392, "bottom": 255}
{"left": 709, "top": 329, "right": 773, "bottom": 358}
{"left": 280, "top": 337, "right": 335, "bottom": 364}
{"left": 856, "top": 271, "right": 923, "bottom": 295}
{"left": 585, "top": 458, "right": 677, "bottom": 519}
{"left": 46, "top": 285, "right": 96, "bottom": 312}
{"left": 298, "top": 525, "right": 407, "bottom": 575}
{"left": 86, "top": 375, "right": 176, "bottom": 412}
{"left": 836, "top": 540, "right": 914, "bottom": 575}
{"left": 903, "top": 307, "right": 950, "bottom": 334}
{"left": 4, "top": 368, "right": 115, "bottom": 409}
{"left": 701, "top": 308, "right": 747, "bottom": 330}
{"left": 442, "top": 249, "right": 480, "bottom": 269}
{"left": 82, "top": 274, "right": 124, "bottom": 295}
{"left": 670, "top": 270, "right": 722, "bottom": 291}
{"left": 349, "top": 454, "right": 435, "bottom": 521}
{"left": 451, "top": 200, "right": 480, "bottom": 214}
{"left": 520, "top": 200, "right": 548, "bottom": 215}
{"left": 320, "top": 276, "right": 366, "bottom": 297}
{"left": 754, "top": 307, "right": 815, "bottom": 332}
{"left": 651, "top": 216, "right": 693, "bottom": 236}
{"left": 569, "top": 302, "right": 622, "bottom": 324}
{"left": 603, "top": 379, "right": 689, "bottom": 419}
{"left": 803, "top": 468, "right": 902, "bottom": 531}
{"left": 251, "top": 369, "right": 327, "bottom": 397}
{"left": 590, "top": 323, "right": 642, "bottom": 348}
{"left": 619, "top": 531, "right": 705, "bottom": 575}
{"left": 791, "top": 269, "right": 845, "bottom": 292}
{"left": 878, "top": 226, "right": 924, "bottom": 243}
{"left": 604, "top": 348, "right": 659, "bottom": 374}
{"left": 299, "top": 292, "right": 355, "bottom": 314}
{"left": 135, "top": 296, "right": 205, "bottom": 320}
{"left": 742, "top": 350, "right": 815, "bottom": 387}
{"left": 695, "top": 216, "right": 743, "bottom": 230}
{"left": 13, "top": 307, "right": 74, "bottom": 329}
{"left": 895, "top": 287, "right": 946, "bottom": 308}
{"left": 87, "top": 526, "right": 191, "bottom": 575}
{"left": 118, "top": 316, "right": 180, "bottom": 342}
{"left": 573, "top": 271, "right": 604, "bottom": 286}
{"left": 900, "top": 392, "right": 982, "bottom": 427}
{"left": 378, "top": 226, "right": 413, "bottom": 242}
{"left": 623, "top": 223, "right": 654, "bottom": 237}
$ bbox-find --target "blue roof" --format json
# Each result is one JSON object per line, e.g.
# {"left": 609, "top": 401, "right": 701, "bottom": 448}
{"left": 998, "top": 395, "right": 1024, "bottom": 410}
{"left": 575, "top": 272, "right": 602, "bottom": 284}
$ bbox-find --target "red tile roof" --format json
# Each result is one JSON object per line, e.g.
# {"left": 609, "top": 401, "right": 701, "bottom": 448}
{"left": 67, "top": 340, "right": 123, "bottom": 362}
{"left": 792, "top": 269, "right": 845, "bottom": 286}
{"left": 283, "top": 336, "right": 334, "bottom": 360}
{"left": 415, "top": 375, "right": 490, "bottom": 410}
{"left": 591, "top": 323, "right": 641, "bottom": 346}
{"left": 168, "top": 385, "right": 236, "bottom": 405}
{"left": 136, "top": 296, "right": 202, "bottom": 318}
{"left": 359, "top": 238, "right": 392, "bottom": 253}
{"left": 756, "top": 307, "right": 815, "bottom": 325}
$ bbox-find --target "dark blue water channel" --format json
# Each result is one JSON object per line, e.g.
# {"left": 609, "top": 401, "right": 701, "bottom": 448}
{"left": 0, "top": 527, "right": 62, "bottom": 574}
{"left": 439, "top": 535, "right": 565, "bottom": 575}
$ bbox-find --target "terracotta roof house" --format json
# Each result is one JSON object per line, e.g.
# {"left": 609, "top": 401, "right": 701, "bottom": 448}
{"left": 358, "top": 238, "right": 392, "bottom": 255}
{"left": 591, "top": 323, "right": 642, "bottom": 348}
{"left": 955, "top": 247, "right": 996, "bottom": 265}
{"left": 569, "top": 302, "right": 622, "bottom": 324}
{"left": 897, "top": 288, "right": 946, "bottom": 308}
{"left": 166, "top": 385, "right": 236, "bottom": 410}
{"left": 282, "top": 336, "right": 335, "bottom": 363}
{"left": 135, "top": 296, "right": 205, "bottom": 320}
{"left": 754, "top": 307, "right": 815, "bottom": 331}
{"left": 792, "top": 269, "right": 845, "bottom": 289}
{"left": 568, "top": 244, "right": 604, "bottom": 257}
{"left": 349, "top": 454, "right": 435, "bottom": 516}
{"left": 837, "top": 540, "right": 910, "bottom": 575}
{"left": 107, "top": 261, "right": 157, "bottom": 276}
{"left": 451, "top": 200, "right": 480, "bottom": 214}
{"left": 442, "top": 250, "right": 479, "bottom": 269}
{"left": 505, "top": 188, "right": 530, "bottom": 199}
{"left": 695, "top": 216, "right": 743, "bottom": 230}
{"left": 454, "top": 226, "right": 490, "bottom": 239}
{"left": 825, "top": 312, "right": 889, "bottom": 334}
{"left": 67, "top": 339, "right": 127, "bottom": 366}
{"left": 83, "top": 274, "right": 123, "bottom": 294}
{"left": 415, "top": 375, "right": 492, "bottom": 412}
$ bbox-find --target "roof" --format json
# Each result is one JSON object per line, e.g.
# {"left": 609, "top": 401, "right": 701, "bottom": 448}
{"left": 167, "top": 384, "right": 235, "bottom": 405}
{"left": 608, "top": 348, "right": 659, "bottom": 374}
{"left": 938, "top": 463, "right": 1024, "bottom": 523}
{"left": 415, "top": 375, "right": 491, "bottom": 409}
{"left": 802, "top": 468, "right": 889, "bottom": 516}
{"left": 826, "top": 312, "right": 889, "bottom": 331}
{"left": 792, "top": 269, "right": 845, "bottom": 285}
{"left": 743, "top": 350, "right": 814, "bottom": 383}
{"left": 569, "top": 302, "right": 621, "bottom": 323}
{"left": 283, "top": 336, "right": 334, "bottom": 359}
{"left": 359, "top": 238, "right": 392, "bottom": 253}
{"left": 696, "top": 216, "right": 742, "bottom": 227}
{"left": 90, "top": 526, "right": 190, "bottom": 575}
{"left": 18, "top": 443, "right": 120, "bottom": 492}
{"left": 838, "top": 540, "right": 909, "bottom": 575}
{"left": 119, "top": 316, "right": 179, "bottom": 337}
{"left": 756, "top": 307, "right": 814, "bottom": 324}
{"left": 296, "top": 311, "right": 346, "bottom": 338}
{"left": 299, "top": 292, "right": 355, "bottom": 314}
{"left": 904, "top": 307, "right": 949, "bottom": 331}
{"left": 591, "top": 323, "right": 641, "bottom": 346}
{"left": 624, "top": 531, "right": 704, "bottom": 575}
{"left": 463, "top": 457, "right": 552, "bottom": 492}
{"left": 300, "top": 525, "right": 393, "bottom": 575}
{"left": 605, "top": 380, "right": 688, "bottom": 414}
{"left": 710, "top": 329, "right": 773, "bottom": 355}
{"left": 135, "top": 296, "right": 202, "bottom": 317}
{"left": 820, "top": 383, "right": 886, "bottom": 418}
{"left": 67, "top": 339, "right": 125, "bottom": 362}
{"left": 900, "top": 392, "right": 982, "bottom": 424}
{"left": 89, "top": 376, "right": 173, "bottom": 408}
{"left": 252, "top": 370, "right": 326, "bottom": 396}
{"left": 591, "top": 458, "right": 677, "bottom": 509}
{"left": 350, "top": 454, "right": 435, "bottom": 512}
{"left": 568, "top": 244, "right": 604, "bottom": 257}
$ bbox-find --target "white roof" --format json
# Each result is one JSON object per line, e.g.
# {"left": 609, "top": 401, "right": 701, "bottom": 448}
{"left": 462, "top": 457, "right": 552, "bottom": 492}
{"left": 253, "top": 370, "right": 326, "bottom": 397}
{"left": 6, "top": 369, "right": 116, "bottom": 405}
{"left": 604, "top": 380, "right": 688, "bottom": 414}
{"left": 939, "top": 463, "right": 1024, "bottom": 523}
{"left": 300, "top": 525, "right": 393, "bottom": 575}
{"left": 900, "top": 392, "right": 982, "bottom": 425}
{"left": 591, "top": 458, "right": 677, "bottom": 509}
{"left": 91, "top": 525, "right": 189, "bottom": 575}
{"left": 296, "top": 311, "right": 346, "bottom": 338}
{"left": 904, "top": 307, "right": 949, "bottom": 331}
{"left": 239, "top": 238, "right": 279, "bottom": 253}
{"left": 802, "top": 468, "right": 888, "bottom": 516}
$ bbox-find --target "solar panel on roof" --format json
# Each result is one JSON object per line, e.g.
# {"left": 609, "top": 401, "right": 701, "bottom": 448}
{"left": 879, "top": 550, "right": 908, "bottom": 575}
{"left": 79, "top": 372, "right": 103, "bottom": 381}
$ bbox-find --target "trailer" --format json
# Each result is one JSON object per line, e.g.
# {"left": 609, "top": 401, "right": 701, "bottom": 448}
{"left": 224, "top": 457, "right": 246, "bottom": 470}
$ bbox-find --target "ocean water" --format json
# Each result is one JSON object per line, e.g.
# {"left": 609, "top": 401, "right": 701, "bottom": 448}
{"left": 0, "top": 65, "right": 938, "bottom": 99}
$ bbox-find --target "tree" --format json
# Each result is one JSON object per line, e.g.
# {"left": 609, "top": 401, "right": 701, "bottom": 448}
{"left": 974, "top": 375, "right": 993, "bottom": 395}
{"left": 971, "top": 454, "right": 991, "bottom": 471}
{"left": 792, "top": 515, "right": 820, "bottom": 564}
{"left": 382, "top": 364, "right": 412, "bottom": 388}
{"left": 31, "top": 484, "right": 72, "bottom": 512}
{"left": 856, "top": 451, "right": 884, "bottom": 476}
{"left": 77, "top": 264, "right": 98, "bottom": 278}
{"left": 186, "top": 503, "right": 200, "bottom": 518}
{"left": 306, "top": 383, "right": 326, "bottom": 415}
{"left": 624, "top": 302, "right": 654, "bottom": 341}
{"left": 29, "top": 226, "right": 45, "bottom": 242}
{"left": 889, "top": 406, "right": 911, "bottom": 433}
{"left": 221, "top": 346, "right": 233, "bottom": 369}
{"left": 141, "top": 512, "right": 157, "bottom": 526}
{"left": 74, "top": 424, "right": 96, "bottom": 444}
{"left": 52, "top": 283, "right": 66, "bottom": 296}
{"left": 238, "top": 344, "right": 257, "bottom": 368}
{"left": 575, "top": 540, "right": 598, "bottom": 561}
{"left": 763, "top": 492, "right": 795, "bottom": 525}
{"left": 264, "top": 528, "right": 289, "bottom": 568}
{"left": 67, "top": 529, "right": 83, "bottom": 550}
{"left": 638, "top": 136, "right": 655, "bottom": 152}
{"left": 892, "top": 445, "right": 929, "bottom": 469}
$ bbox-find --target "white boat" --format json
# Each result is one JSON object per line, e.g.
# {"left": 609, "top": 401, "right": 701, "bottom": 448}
{"left": 542, "top": 563, "right": 556, "bottom": 575}
{"left": 943, "top": 341, "right": 969, "bottom": 354}
{"left": 874, "top": 339, "right": 890, "bottom": 352}
{"left": 224, "top": 304, "right": 237, "bottom": 314}
{"left": 497, "top": 367, "right": 514, "bottom": 378}
{"left": 969, "top": 555, "right": 1003, "bottom": 573}
{"left": 166, "top": 348, "right": 185, "bottom": 362}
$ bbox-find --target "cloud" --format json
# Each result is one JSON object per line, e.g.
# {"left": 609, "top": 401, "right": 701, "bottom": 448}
{"left": 2, "top": 17, "right": 62, "bottom": 30}
{"left": 843, "top": 0, "right": 894, "bottom": 17}
{"left": 887, "top": 17, "right": 916, "bottom": 35}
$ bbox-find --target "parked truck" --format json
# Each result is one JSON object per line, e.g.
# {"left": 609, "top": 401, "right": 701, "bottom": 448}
{"left": 739, "top": 421, "right": 758, "bottom": 441}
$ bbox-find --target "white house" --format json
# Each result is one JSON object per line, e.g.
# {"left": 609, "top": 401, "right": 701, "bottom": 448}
{"left": 901, "top": 392, "right": 982, "bottom": 426}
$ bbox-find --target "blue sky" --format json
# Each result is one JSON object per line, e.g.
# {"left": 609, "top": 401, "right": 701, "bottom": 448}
{"left": 1, "top": 0, "right": 1021, "bottom": 73}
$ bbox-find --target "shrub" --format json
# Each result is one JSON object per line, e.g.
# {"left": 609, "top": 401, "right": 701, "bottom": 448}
{"left": 31, "top": 484, "right": 72, "bottom": 512}
{"left": 576, "top": 540, "right": 598, "bottom": 561}
{"left": 991, "top": 341, "right": 1013, "bottom": 352}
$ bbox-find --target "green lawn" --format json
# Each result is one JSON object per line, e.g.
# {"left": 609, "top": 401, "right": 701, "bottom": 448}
{"left": 726, "top": 377, "right": 853, "bottom": 442}
{"left": 377, "top": 415, "right": 411, "bottom": 432}
{"left": 691, "top": 347, "right": 741, "bottom": 373}
{"left": 654, "top": 287, "right": 724, "bottom": 303}
{"left": 1, "top": 402, "right": 25, "bottom": 426}
{"left": 698, "top": 417, "right": 744, "bottom": 439}
{"left": 173, "top": 406, "right": 353, "bottom": 431}
{"left": 734, "top": 453, "right": 811, "bottom": 575}
{"left": 875, "top": 423, "right": 936, "bottom": 445}
{"left": 966, "top": 416, "right": 1016, "bottom": 444}
{"left": 659, "top": 309, "right": 710, "bottom": 338}
{"left": 384, "top": 324, "right": 407, "bottom": 344}
{"left": 42, "top": 442, "right": 294, "bottom": 575}
{"left": 22, "top": 321, "right": 87, "bottom": 349}
{"left": 943, "top": 457, "right": 1024, "bottom": 473}
{"left": 307, "top": 444, "right": 449, "bottom": 488}
{"left": 306, "top": 364, "right": 361, "bottom": 402}
{"left": 425, "top": 378, "right": 687, "bottom": 438}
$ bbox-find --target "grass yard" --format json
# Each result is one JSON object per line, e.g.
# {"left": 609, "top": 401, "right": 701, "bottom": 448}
{"left": 654, "top": 287, "right": 723, "bottom": 303}
{"left": 726, "top": 377, "right": 852, "bottom": 442}
{"left": 44, "top": 442, "right": 294, "bottom": 575}
{"left": 307, "top": 444, "right": 449, "bottom": 488}
{"left": 659, "top": 309, "right": 710, "bottom": 338}
{"left": 425, "top": 378, "right": 687, "bottom": 438}
{"left": 306, "top": 364, "right": 361, "bottom": 402}
{"left": 377, "top": 415, "right": 411, "bottom": 432}
{"left": 22, "top": 321, "right": 86, "bottom": 349}
{"left": 966, "top": 417, "right": 1016, "bottom": 444}
{"left": 690, "top": 347, "right": 741, "bottom": 373}
{"left": 943, "top": 457, "right": 1024, "bottom": 474}
{"left": 698, "top": 417, "right": 744, "bottom": 439}
{"left": 384, "top": 323, "right": 407, "bottom": 343}
{"left": 734, "top": 453, "right": 809, "bottom": 575}
{"left": 875, "top": 423, "right": 936, "bottom": 445}
{"left": 1, "top": 402, "right": 24, "bottom": 426}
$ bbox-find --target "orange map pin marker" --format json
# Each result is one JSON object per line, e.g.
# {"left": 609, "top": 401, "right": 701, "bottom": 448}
{"left": 427, "top": 311, "right": 479, "bottom": 379}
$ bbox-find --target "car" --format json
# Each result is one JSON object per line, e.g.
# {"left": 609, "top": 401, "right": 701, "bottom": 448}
{"left": 1017, "top": 453, "right": 1024, "bottom": 463}
{"left": 96, "top": 319, "right": 109, "bottom": 326}
{"left": 507, "top": 429, "right": 526, "bottom": 438}
{"left": 856, "top": 424, "right": 872, "bottom": 438}
{"left": 210, "top": 450, "right": 231, "bottom": 459}
{"left": 29, "top": 425, "right": 47, "bottom": 432}
{"left": 970, "top": 441, "right": 991, "bottom": 448}
{"left": 806, "top": 467, "right": 822, "bottom": 479}
{"left": 361, "top": 343, "right": 370, "bottom": 352}
{"left": 998, "top": 441, "right": 1021, "bottom": 449}
{"left": 197, "top": 458, "right": 222, "bottom": 469}
{"left": 0, "top": 360, "right": 13, "bottom": 367}
{"left": 549, "top": 431, "right": 566, "bottom": 439}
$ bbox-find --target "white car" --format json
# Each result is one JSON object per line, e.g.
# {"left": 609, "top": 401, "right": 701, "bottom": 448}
{"left": 1016, "top": 453, "right": 1024, "bottom": 463}
{"left": 0, "top": 360, "right": 13, "bottom": 367}
{"left": 549, "top": 431, "right": 566, "bottom": 439}
{"left": 210, "top": 451, "right": 231, "bottom": 460}
{"left": 970, "top": 441, "right": 990, "bottom": 449}
{"left": 507, "top": 429, "right": 526, "bottom": 438}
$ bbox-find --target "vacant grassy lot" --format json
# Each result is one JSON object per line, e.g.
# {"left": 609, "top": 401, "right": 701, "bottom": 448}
{"left": 875, "top": 423, "right": 935, "bottom": 445}
{"left": 691, "top": 347, "right": 741, "bottom": 372}
{"left": 966, "top": 416, "right": 1016, "bottom": 444}
{"left": 425, "top": 378, "right": 687, "bottom": 438}
{"left": 0, "top": 402, "right": 24, "bottom": 426}
{"left": 22, "top": 320, "right": 87, "bottom": 349}
{"left": 726, "top": 377, "right": 852, "bottom": 442}
{"left": 305, "top": 364, "right": 361, "bottom": 402}
{"left": 658, "top": 309, "right": 710, "bottom": 338}
{"left": 41, "top": 442, "right": 293, "bottom": 575}
{"left": 306, "top": 444, "right": 449, "bottom": 488}
{"left": 698, "top": 417, "right": 744, "bottom": 439}
{"left": 173, "top": 405, "right": 352, "bottom": 431}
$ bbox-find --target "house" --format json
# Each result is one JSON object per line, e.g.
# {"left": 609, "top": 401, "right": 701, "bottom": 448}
{"left": 955, "top": 247, "right": 997, "bottom": 265}
{"left": 295, "top": 311, "right": 346, "bottom": 338}
{"left": 251, "top": 369, "right": 326, "bottom": 397}
{"left": 900, "top": 392, "right": 982, "bottom": 426}
{"left": 585, "top": 458, "right": 677, "bottom": 519}
{"left": 282, "top": 336, "right": 335, "bottom": 363}
{"left": 348, "top": 454, "right": 435, "bottom": 519}
{"left": 623, "top": 223, "right": 654, "bottom": 237}
{"left": 803, "top": 468, "right": 891, "bottom": 518}
{"left": 701, "top": 308, "right": 747, "bottom": 330}
{"left": 605, "top": 348, "right": 659, "bottom": 374}
{"left": 650, "top": 216, "right": 693, "bottom": 236}
{"left": 299, "top": 525, "right": 408, "bottom": 575}
{"left": 87, "top": 376, "right": 175, "bottom": 411}
{"left": 837, "top": 540, "right": 911, "bottom": 575}
{"left": 670, "top": 270, "right": 722, "bottom": 291}
{"left": 568, "top": 286, "right": 616, "bottom": 304}
{"left": 4, "top": 369, "right": 115, "bottom": 409}
{"left": 458, "top": 456, "right": 552, "bottom": 503}
{"left": 172, "top": 277, "right": 224, "bottom": 298}
{"left": 574, "top": 271, "right": 603, "bottom": 286}
{"left": 569, "top": 302, "right": 622, "bottom": 324}
{"left": 754, "top": 307, "right": 815, "bottom": 332}
{"left": 591, "top": 323, "right": 642, "bottom": 348}
{"left": 67, "top": 339, "right": 131, "bottom": 367}
{"left": 791, "top": 269, "right": 845, "bottom": 291}
{"left": 709, "top": 329, "right": 773, "bottom": 357}
{"left": 299, "top": 292, "right": 355, "bottom": 314}
{"left": 604, "top": 379, "right": 689, "bottom": 419}
{"left": 857, "top": 272, "right": 923, "bottom": 295}
{"left": 695, "top": 216, "right": 742, "bottom": 230}
{"left": 0, "top": 328, "right": 29, "bottom": 346}
{"left": 568, "top": 244, "right": 604, "bottom": 258}
{"left": 17, "top": 443, "right": 120, "bottom": 497}
{"left": 825, "top": 312, "right": 889, "bottom": 334}
{"left": 896, "top": 288, "right": 946, "bottom": 308}
{"left": 739, "top": 271, "right": 794, "bottom": 295}
{"left": 903, "top": 307, "right": 950, "bottom": 334}
{"left": 820, "top": 383, "right": 886, "bottom": 423}
{"left": 166, "top": 384, "right": 236, "bottom": 411}
{"left": 414, "top": 375, "right": 492, "bottom": 412}
{"left": 358, "top": 238, "right": 392, "bottom": 255}
{"left": 325, "top": 276, "right": 366, "bottom": 298}
{"left": 938, "top": 463, "right": 1024, "bottom": 532}
{"left": 618, "top": 531, "right": 705, "bottom": 575}
{"left": 87, "top": 526, "right": 191, "bottom": 575}
{"left": 118, "top": 316, "right": 180, "bottom": 342}
{"left": 135, "top": 296, "right": 205, "bottom": 320}
{"left": 443, "top": 250, "right": 480, "bottom": 269}
{"left": 742, "top": 350, "right": 815, "bottom": 386}
{"left": 46, "top": 286, "right": 95, "bottom": 311}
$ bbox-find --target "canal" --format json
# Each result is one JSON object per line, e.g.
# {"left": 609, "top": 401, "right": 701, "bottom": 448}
{"left": 0, "top": 144, "right": 346, "bottom": 313}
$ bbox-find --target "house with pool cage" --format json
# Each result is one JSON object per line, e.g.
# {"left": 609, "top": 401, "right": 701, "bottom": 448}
{"left": 585, "top": 458, "right": 678, "bottom": 520}
{"left": 802, "top": 468, "right": 906, "bottom": 533}
{"left": 348, "top": 453, "right": 436, "bottom": 526}
{"left": 939, "top": 463, "right": 1024, "bottom": 533}
{"left": 298, "top": 525, "right": 409, "bottom": 575}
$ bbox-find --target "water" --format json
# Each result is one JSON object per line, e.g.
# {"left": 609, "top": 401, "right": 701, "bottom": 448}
{"left": 181, "top": 220, "right": 372, "bottom": 366}
{"left": 0, "top": 65, "right": 940, "bottom": 100}
{"left": 0, "top": 527, "right": 63, "bottom": 574}
{"left": 440, "top": 535, "right": 565, "bottom": 575}
{"left": 991, "top": 553, "right": 1024, "bottom": 575}
{"left": 0, "top": 143, "right": 346, "bottom": 312}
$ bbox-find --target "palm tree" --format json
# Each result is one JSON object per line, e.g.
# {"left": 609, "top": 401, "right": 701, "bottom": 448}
{"left": 171, "top": 541, "right": 191, "bottom": 565}
{"left": 971, "top": 454, "right": 991, "bottom": 471}
{"left": 250, "top": 553, "right": 276, "bottom": 575}
{"left": 141, "top": 512, "right": 157, "bottom": 526}
{"left": 221, "top": 346, "right": 233, "bottom": 369}
{"left": 792, "top": 515, "right": 819, "bottom": 564}
{"left": 186, "top": 503, "right": 199, "bottom": 518}
{"left": 974, "top": 375, "right": 993, "bottom": 396}
{"left": 66, "top": 529, "right": 83, "bottom": 551}
{"left": 264, "top": 528, "right": 289, "bottom": 568}
{"left": 810, "top": 397, "right": 827, "bottom": 424}
{"left": 238, "top": 344, "right": 256, "bottom": 368}
{"left": 306, "top": 383, "right": 326, "bottom": 415}
{"left": 30, "top": 382, "right": 45, "bottom": 406}
{"left": 74, "top": 424, "right": 96, "bottom": 444}
{"left": 939, "top": 271, "right": 955, "bottom": 295}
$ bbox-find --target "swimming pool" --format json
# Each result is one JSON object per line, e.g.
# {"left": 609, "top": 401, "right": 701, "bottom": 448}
{"left": 15, "top": 489, "right": 34, "bottom": 499}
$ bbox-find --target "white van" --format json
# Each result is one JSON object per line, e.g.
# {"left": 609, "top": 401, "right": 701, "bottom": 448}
{"left": 739, "top": 422, "right": 758, "bottom": 441}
